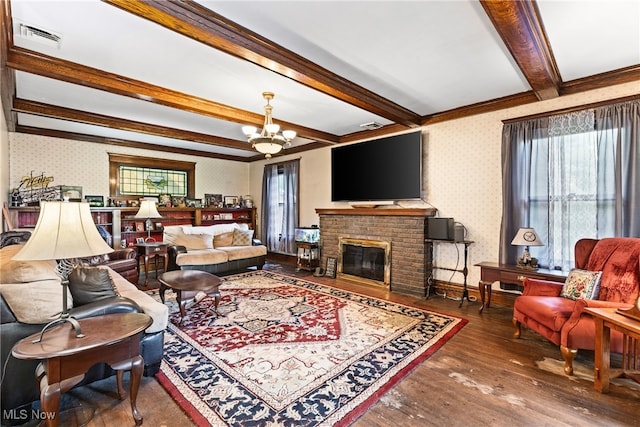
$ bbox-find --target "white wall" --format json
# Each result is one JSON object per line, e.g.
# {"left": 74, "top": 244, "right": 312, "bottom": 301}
{"left": 250, "top": 81, "right": 640, "bottom": 289}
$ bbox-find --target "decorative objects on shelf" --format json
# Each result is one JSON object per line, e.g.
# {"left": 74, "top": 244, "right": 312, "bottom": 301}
{"left": 511, "top": 227, "right": 544, "bottom": 269}
{"left": 135, "top": 200, "right": 162, "bottom": 242}
{"left": 11, "top": 201, "right": 114, "bottom": 342}
{"left": 241, "top": 92, "right": 296, "bottom": 158}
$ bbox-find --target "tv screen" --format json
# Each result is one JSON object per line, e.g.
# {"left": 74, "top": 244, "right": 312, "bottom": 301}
{"left": 331, "top": 131, "right": 422, "bottom": 202}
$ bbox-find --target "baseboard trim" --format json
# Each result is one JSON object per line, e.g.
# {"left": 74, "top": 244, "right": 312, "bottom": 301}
{"left": 430, "top": 280, "right": 519, "bottom": 308}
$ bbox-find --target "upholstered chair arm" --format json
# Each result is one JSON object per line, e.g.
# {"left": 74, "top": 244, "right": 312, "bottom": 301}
{"left": 521, "top": 278, "right": 564, "bottom": 297}
{"left": 167, "top": 245, "right": 187, "bottom": 271}
{"left": 561, "top": 298, "right": 634, "bottom": 348}
{"left": 106, "top": 248, "right": 137, "bottom": 260}
{"left": 69, "top": 296, "right": 142, "bottom": 319}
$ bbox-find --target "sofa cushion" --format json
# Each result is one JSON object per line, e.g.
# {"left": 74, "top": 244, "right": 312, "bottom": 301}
{"left": 172, "top": 232, "right": 214, "bottom": 250}
{"left": 217, "top": 245, "right": 267, "bottom": 261}
{"left": 232, "top": 228, "right": 254, "bottom": 246}
{"left": 0, "top": 280, "right": 69, "bottom": 324}
{"left": 109, "top": 270, "right": 168, "bottom": 333}
{"left": 176, "top": 249, "right": 229, "bottom": 266}
{"left": 0, "top": 243, "right": 59, "bottom": 284}
{"left": 213, "top": 231, "right": 234, "bottom": 248}
{"left": 560, "top": 269, "right": 602, "bottom": 300}
{"left": 68, "top": 265, "right": 119, "bottom": 306}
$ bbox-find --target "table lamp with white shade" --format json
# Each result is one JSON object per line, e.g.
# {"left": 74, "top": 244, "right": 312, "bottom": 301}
{"left": 134, "top": 200, "right": 162, "bottom": 242}
{"left": 12, "top": 201, "right": 114, "bottom": 342}
{"left": 511, "top": 227, "right": 544, "bottom": 269}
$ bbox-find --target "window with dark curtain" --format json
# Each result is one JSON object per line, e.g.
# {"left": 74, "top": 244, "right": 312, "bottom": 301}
{"left": 501, "top": 99, "right": 640, "bottom": 270}
{"left": 261, "top": 159, "right": 299, "bottom": 255}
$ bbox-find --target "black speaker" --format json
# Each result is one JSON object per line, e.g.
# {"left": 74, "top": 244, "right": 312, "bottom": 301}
{"left": 426, "top": 217, "right": 454, "bottom": 240}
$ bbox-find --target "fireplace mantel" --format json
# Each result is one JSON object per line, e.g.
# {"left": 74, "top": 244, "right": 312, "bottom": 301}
{"left": 315, "top": 207, "right": 436, "bottom": 217}
{"left": 317, "top": 207, "right": 435, "bottom": 297}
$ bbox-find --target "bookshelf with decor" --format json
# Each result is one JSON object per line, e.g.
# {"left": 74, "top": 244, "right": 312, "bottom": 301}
{"left": 8, "top": 206, "right": 258, "bottom": 249}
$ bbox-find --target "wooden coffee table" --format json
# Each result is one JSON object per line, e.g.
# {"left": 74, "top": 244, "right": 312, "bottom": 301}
{"left": 158, "top": 270, "right": 222, "bottom": 325}
{"left": 12, "top": 312, "right": 152, "bottom": 427}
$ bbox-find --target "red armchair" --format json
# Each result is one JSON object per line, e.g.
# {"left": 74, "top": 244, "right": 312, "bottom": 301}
{"left": 513, "top": 237, "right": 640, "bottom": 375}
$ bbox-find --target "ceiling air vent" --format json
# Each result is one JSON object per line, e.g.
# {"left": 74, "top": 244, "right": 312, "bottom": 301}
{"left": 15, "top": 21, "right": 62, "bottom": 48}
{"left": 359, "top": 122, "right": 383, "bottom": 130}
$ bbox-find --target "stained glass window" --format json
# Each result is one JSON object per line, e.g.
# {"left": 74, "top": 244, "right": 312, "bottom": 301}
{"left": 119, "top": 166, "right": 187, "bottom": 196}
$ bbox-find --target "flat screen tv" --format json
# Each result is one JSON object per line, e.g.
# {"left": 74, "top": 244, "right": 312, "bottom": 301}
{"left": 331, "top": 131, "right": 422, "bottom": 202}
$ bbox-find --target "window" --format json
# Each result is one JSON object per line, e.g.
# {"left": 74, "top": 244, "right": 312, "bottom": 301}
{"left": 108, "top": 153, "right": 195, "bottom": 204}
{"left": 261, "top": 160, "right": 299, "bottom": 255}
{"left": 501, "top": 99, "right": 640, "bottom": 270}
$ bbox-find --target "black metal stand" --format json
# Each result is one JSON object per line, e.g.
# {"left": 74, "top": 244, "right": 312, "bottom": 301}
{"left": 425, "top": 239, "right": 474, "bottom": 307}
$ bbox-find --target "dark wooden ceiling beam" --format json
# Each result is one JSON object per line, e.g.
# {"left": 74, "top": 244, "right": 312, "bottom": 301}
{"left": 0, "top": 0, "right": 16, "bottom": 131}
{"left": 13, "top": 98, "right": 259, "bottom": 152}
{"left": 6, "top": 46, "right": 339, "bottom": 144}
{"left": 480, "top": 0, "right": 561, "bottom": 100}
{"left": 16, "top": 125, "right": 251, "bottom": 162}
{"left": 102, "top": 0, "right": 422, "bottom": 128}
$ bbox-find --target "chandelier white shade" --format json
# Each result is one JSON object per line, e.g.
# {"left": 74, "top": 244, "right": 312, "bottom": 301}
{"left": 242, "top": 92, "right": 296, "bottom": 158}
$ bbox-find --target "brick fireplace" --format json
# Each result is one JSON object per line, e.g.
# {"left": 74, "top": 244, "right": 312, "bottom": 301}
{"left": 316, "top": 208, "right": 436, "bottom": 297}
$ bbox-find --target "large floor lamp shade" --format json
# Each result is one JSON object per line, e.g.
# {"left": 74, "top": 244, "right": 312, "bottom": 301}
{"left": 12, "top": 201, "right": 114, "bottom": 342}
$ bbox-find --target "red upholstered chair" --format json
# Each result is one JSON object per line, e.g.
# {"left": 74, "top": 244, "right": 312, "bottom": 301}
{"left": 513, "top": 237, "right": 640, "bottom": 375}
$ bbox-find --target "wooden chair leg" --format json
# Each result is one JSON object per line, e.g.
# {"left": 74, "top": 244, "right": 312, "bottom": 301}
{"left": 512, "top": 317, "right": 522, "bottom": 339}
{"left": 560, "top": 345, "right": 577, "bottom": 375}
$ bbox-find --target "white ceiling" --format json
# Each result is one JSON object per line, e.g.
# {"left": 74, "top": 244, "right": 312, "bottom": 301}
{"left": 4, "top": 0, "right": 640, "bottom": 161}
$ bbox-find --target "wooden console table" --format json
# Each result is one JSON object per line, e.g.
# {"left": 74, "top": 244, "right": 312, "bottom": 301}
{"left": 585, "top": 307, "right": 640, "bottom": 393}
{"left": 474, "top": 262, "right": 566, "bottom": 313}
{"left": 12, "top": 313, "right": 152, "bottom": 427}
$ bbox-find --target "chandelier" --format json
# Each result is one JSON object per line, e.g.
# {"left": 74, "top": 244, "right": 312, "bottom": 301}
{"left": 242, "top": 92, "right": 296, "bottom": 158}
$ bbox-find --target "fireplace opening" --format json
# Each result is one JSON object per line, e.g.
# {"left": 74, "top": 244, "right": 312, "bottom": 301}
{"left": 338, "top": 237, "right": 390, "bottom": 287}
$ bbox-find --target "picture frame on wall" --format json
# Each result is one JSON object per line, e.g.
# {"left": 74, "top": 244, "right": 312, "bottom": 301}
{"left": 186, "top": 198, "right": 202, "bottom": 208}
{"left": 171, "top": 196, "right": 185, "bottom": 208}
{"left": 205, "top": 193, "right": 223, "bottom": 207}
{"left": 224, "top": 196, "right": 238, "bottom": 208}
{"left": 159, "top": 194, "right": 172, "bottom": 207}
{"left": 85, "top": 195, "right": 104, "bottom": 207}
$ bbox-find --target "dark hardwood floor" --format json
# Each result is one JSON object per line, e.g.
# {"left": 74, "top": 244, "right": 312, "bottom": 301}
{"left": 16, "top": 260, "right": 640, "bottom": 426}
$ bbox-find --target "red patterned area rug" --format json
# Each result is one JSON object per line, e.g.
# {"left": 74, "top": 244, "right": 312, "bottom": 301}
{"left": 156, "top": 271, "right": 467, "bottom": 426}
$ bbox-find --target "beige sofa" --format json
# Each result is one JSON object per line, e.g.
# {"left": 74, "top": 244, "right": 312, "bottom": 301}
{"left": 164, "top": 223, "right": 267, "bottom": 274}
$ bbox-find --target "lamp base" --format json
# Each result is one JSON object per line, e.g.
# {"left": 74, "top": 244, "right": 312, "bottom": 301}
{"left": 33, "top": 315, "right": 85, "bottom": 344}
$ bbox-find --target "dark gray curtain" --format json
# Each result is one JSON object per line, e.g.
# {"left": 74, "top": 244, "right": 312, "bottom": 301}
{"left": 261, "top": 159, "right": 299, "bottom": 254}
{"left": 595, "top": 100, "right": 640, "bottom": 237}
{"left": 500, "top": 99, "right": 640, "bottom": 268}
{"left": 499, "top": 118, "right": 548, "bottom": 265}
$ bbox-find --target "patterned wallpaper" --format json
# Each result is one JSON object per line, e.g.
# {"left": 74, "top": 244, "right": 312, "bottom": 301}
{"left": 7, "top": 81, "right": 640, "bottom": 293}
{"left": 249, "top": 81, "right": 640, "bottom": 290}
{"left": 8, "top": 135, "right": 250, "bottom": 202}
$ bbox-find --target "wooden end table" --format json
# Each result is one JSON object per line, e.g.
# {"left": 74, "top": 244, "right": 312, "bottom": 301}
{"left": 159, "top": 270, "right": 222, "bottom": 325}
{"left": 11, "top": 312, "right": 152, "bottom": 427}
{"left": 584, "top": 307, "right": 640, "bottom": 393}
{"left": 474, "top": 262, "right": 567, "bottom": 313}
{"left": 136, "top": 243, "right": 168, "bottom": 286}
